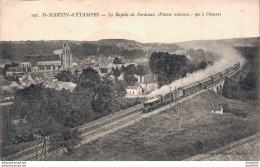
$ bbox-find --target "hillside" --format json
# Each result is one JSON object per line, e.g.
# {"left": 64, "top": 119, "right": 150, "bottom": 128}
{"left": 46, "top": 90, "right": 259, "bottom": 160}
{"left": 176, "top": 37, "right": 259, "bottom": 49}
{"left": 0, "top": 39, "right": 183, "bottom": 63}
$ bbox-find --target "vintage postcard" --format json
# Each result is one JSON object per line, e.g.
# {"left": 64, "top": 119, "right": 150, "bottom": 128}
{"left": 0, "top": 0, "right": 259, "bottom": 166}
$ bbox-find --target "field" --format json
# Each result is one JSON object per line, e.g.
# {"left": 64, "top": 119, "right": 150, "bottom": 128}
{"left": 47, "top": 90, "right": 259, "bottom": 161}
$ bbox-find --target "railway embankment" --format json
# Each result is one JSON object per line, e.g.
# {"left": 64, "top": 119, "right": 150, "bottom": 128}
{"left": 46, "top": 90, "right": 259, "bottom": 160}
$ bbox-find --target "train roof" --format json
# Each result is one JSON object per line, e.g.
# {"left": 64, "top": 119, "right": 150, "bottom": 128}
{"left": 181, "top": 82, "right": 199, "bottom": 89}
{"left": 198, "top": 77, "right": 212, "bottom": 83}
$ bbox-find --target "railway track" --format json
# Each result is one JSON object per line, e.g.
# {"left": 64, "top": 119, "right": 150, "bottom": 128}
{"left": 3, "top": 66, "right": 241, "bottom": 161}
{"left": 78, "top": 104, "right": 142, "bottom": 133}
{"left": 3, "top": 143, "right": 44, "bottom": 161}
{"left": 80, "top": 112, "right": 144, "bottom": 145}
{"left": 186, "top": 134, "right": 260, "bottom": 161}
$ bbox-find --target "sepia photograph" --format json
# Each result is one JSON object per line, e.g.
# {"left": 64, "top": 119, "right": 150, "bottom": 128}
{"left": 0, "top": 0, "right": 259, "bottom": 166}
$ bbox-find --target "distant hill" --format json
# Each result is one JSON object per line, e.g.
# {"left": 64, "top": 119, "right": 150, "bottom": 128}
{"left": 0, "top": 39, "right": 183, "bottom": 63}
{"left": 176, "top": 37, "right": 259, "bottom": 49}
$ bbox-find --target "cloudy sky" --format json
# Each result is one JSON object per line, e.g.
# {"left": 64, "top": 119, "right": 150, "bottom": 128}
{"left": 0, "top": 0, "right": 258, "bottom": 43}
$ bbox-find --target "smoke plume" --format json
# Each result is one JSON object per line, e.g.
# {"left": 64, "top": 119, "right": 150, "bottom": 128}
{"left": 147, "top": 41, "right": 245, "bottom": 98}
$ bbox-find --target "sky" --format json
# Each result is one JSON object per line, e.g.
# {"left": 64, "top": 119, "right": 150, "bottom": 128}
{"left": 0, "top": 0, "right": 259, "bottom": 43}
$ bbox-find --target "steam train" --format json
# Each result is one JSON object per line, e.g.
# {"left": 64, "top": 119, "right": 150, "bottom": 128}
{"left": 143, "top": 63, "right": 240, "bottom": 113}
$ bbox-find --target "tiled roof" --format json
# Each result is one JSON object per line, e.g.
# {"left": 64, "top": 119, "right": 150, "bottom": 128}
{"left": 127, "top": 86, "right": 140, "bottom": 90}
{"left": 6, "top": 67, "right": 19, "bottom": 72}
{"left": 143, "top": 74, "right": 157, "bottom": 84}
{"left": 22, "top": 54, "right": 61, "bottom": 62}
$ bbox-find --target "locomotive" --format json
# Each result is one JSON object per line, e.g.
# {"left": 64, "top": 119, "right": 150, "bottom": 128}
{"left": 143, "top": 63, "right": 240, "bottom": 113}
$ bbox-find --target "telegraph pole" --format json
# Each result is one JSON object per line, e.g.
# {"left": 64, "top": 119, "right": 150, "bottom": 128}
{"left": 170, "top": 86, "right": 172, "bottom": 107}
{"left": 175, "top": 87, "right": 179, "bottom": 114}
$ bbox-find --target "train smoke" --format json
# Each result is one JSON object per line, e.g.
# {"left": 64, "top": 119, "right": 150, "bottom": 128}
{"left": 147, "top": 41, "right": 245, "bottom": 98}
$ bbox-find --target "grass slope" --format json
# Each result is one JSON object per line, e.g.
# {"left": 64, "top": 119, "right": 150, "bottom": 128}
{"left": 47, "top": 90, "right": 259, "bottom": 161}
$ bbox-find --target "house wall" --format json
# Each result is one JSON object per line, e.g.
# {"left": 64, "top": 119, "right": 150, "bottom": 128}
{"left": 20, "top": 62, "right": 31, "bottom": 68}
{"left": 126, "top": 87, "right": 142, "bottom": 95}
{"left": 38, "top": 61, "right": 61, "bottom": 65}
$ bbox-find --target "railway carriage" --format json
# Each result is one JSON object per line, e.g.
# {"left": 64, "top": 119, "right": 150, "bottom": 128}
{"left": 142, "top": 62, "right": 240, "bottom": 113}
{"left": 181, "top": 82, "right": 200, "bottom": 96}
{"left": 198, "top": 77, "right": 213, "bottom": 89}
{"left": 221, "top": 69, "right": 229, "bottom": 78}
{"left": 233, "top": 63, "right": 240, "bottom": 72}
{"left": 210, "top": 72, "right": 223, "bottom": 83}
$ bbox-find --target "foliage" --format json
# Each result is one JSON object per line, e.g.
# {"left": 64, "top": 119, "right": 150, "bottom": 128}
{"left": 55, "top": 70, "right": 75, "bottom": 82}
{"left": 149, "top": 52, "right": 189, "bottom": 86}
{"left": 76, "top": 67, "right": 101, "bottom": 95}
{"left": 135, "top": 65, "right": 149, "bottom": 76}
{"left": 2, "top": 62, "right": 19, "bottom": 75}
{"left": 92, "top": 77, "right": 119, "bottom": 114}
{"left": 112, "top": 67, "right": 121, "bottom": 78}
{"left": 223, "top": 46, "right": 259, "bottom": 100}
{"left": 122, "top": 49, "right": 145, "bottom": 59}
{"left": 121, "top": 64, "right": 137, "bottom": 86}
{"left": 0, "top": 42, "right": 14, "bottom": 59}
{"left": 113, "top": 57, "right": 123, "bottom": 64}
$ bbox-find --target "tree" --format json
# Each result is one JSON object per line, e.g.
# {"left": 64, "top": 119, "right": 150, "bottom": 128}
{"left": 76, "top": 67, "right": 101, "bottom": 94}
{"left": 135, "top": 65, "right": 148, "bottom": 76}
{"left": 113, "top": 57, "right": 123, "bottom": 64}
{"left": 115, "top": 80, "right": 127, "bottom": 105}
{"left": 55, "top": 70, "right": 74, "bottom": 82}
{"left": 121, "top": 64, "right": 137, "bottom": 86}
{"left": 113, "top": 67, "right": 121, "bottom": 78}
{"left": 149, "top": 52, "right": 189, "bottom": 86}
{"left": 0, "top": 42, "right": 14, "bottom": 60}
{"left": 50, "top": 128, "right": 81, "bottom": 153}
{"left": 92, "top": 77, "right": 119, "bottom": 114}
{"left": 3, "top": 62, "right": 19, "bottom": 76}
{"left": 62, "top": 128, "right": 81, "bottom": 153}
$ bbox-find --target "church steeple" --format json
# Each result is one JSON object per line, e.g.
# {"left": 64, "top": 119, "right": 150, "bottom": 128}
{"left": 62, "top": 43, "right": 72, "bottom": 69}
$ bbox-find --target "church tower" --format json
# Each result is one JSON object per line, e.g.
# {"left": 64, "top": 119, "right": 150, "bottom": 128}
{"left": 61, "top": 44, "right": 73, "bottom": 69}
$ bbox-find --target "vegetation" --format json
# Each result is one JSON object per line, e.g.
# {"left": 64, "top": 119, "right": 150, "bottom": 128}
{"left": 46, "top": 91, "right": 259, "bottom": 160}
{"left": 149, "top": 52, "right": 216, "bottom": 87}
{"left": 223, "top": 46, "right": 259, "bottom": 100}
{"left": 55, "top": 70, "right": 76, "bottom": 82}
{"left": 113, "top": 57, "right": 123, "bottom": 64}
{"left": 1, "top": 66, "right": 144, "bottom": 156}
{"left": 122, "top": 49, "right": 146, "bottom": 59}
{"left": 2, "top": 62, "right": 19, "bottom": 76}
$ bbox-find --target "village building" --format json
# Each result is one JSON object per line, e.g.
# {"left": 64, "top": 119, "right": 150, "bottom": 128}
{"left": 126, "top": 85, "right": 143, "bottom": 95}
{"left": 135, "top": 74, "right": 159, "bottom": 94}
{"left": 19, "top": 44, "right": 73, "bottom": 73}
{"left": 6, "top": 67, "right": 24, "bottom": 76}
{"left": 19, "top": 75, "right": 34, "bottom": 87}
{"left": 48, "top": 81, "right": 76, "bottom": 92}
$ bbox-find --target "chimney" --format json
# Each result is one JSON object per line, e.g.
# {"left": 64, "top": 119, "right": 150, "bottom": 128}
{"left": 137, "top": 75, "right": 141, "bottom": 83}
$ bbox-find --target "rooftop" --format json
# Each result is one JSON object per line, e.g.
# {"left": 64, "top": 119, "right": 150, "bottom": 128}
{"left": 22, "top": 54, "right": 61, "bottom": 62}
{"left": 127, "top": 86, "right": 140, "bottom": 90}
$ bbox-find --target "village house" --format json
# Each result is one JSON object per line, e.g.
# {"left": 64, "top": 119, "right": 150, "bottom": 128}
{"left": 19, "top": 75, "right": 34, "bottom": 87}
{"left": 126, "top": 85, "right": 143, "bottom": 96}
{"left": 6, "top": 67, "right": 24, "bottom": 76}
{"left": 135, "top": 74, "right": 159, "bottom": 94}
